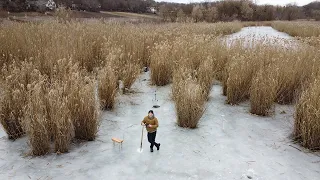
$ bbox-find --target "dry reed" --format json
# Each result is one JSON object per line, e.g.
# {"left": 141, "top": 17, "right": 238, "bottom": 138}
{"left": 67, "top": 72, "right": 100, "bottom": 141}
{"left": 0, "top": 20, "right": 283, "bottom": 155}
{"left": 24, "top": 77, "right": 51, "bottom": 156}
{"left": 172, "top": 68, "right": 206, "bottom": 128}
{"left": 0, "top": 62, "right": 38, "bottom": 139}
{"left": 97, "top": 65, "right": 118, "bottom": 109}
{"left": 294, "top": 77, "right": 320, "bottom": 150}
{"left": 226, "top": 51, "right": 259, "bottom": 105}
{"left": 274, "top": 49, "right": 317, "bottom": 104}
{"left": 150, "top": 41, "right": 173, "bottom": 86}
{"left": 48, "top": 84, "right": 73, "bottom": 153}
{"left": 196, "top": 58, "right": 215, "bottom": 98}
{"left": 272, "top": 21, "right": 320, "bottom": 38}
{"left": 250, "top": 66, "right": 278, "bottom": 116}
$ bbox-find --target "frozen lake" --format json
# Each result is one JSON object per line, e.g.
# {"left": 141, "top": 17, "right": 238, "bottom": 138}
{"left": 227, "top": 26, "right": 293, "bottom": 40}
{"left": 0, "top": 27, "right": 319, "bottom": 180}
{"left": 225, "top": 26, "right": 297, "bottom": 48}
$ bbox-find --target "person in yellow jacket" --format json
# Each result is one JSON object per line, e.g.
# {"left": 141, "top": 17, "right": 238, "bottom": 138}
{"left": 141, "top": 110, "right": 160, "bottom": 152}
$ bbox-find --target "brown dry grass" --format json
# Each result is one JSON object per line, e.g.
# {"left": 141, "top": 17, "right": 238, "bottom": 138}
{"left": 196, "top": 58, "right": 215, "bottom": 98}
{"left": 4, "top": 19, "right": 320, "bottom": 152}
{"left": 210, "top": 42, "right": 230, "bottom": 81}
{"left": 172, "top": 68, "right": 206, "bottom": 128}
{"left": 98, "top": 65, "right": 118, "bottom": 109}
{"left": 226, "top": 50, "right": 259, "bottom": 105}
{"left": 0, "top": 20, "right": 242, "bottom": 155}
{"left": 272, "top": 48, "right": 317, "bottom": 104}
{"left": 67, "top": 72, "right": 99, "bottom": 141}
{"left": 236, "top": 21, "right": 320, "bottom": 150}
{"left": 120, "top": 63, "right": 141, "bottom": 91}
{"left": 150, "top": 41, "right": 173, "bottom": 86}
{"left": 294, "top": 77, "right": 320, "bottom": 150}
{"left": 272, "top": 21, "right": 320, "bottom": 38}
{"left": 0, "top": 88, "right": 25, "bottom": 140}
{"left": 24, "top": 77, "right": 51, "bottom": 156}
{"left": 250, "top": 66, "right": 278, "bottom": 116}
{"left": 223, "top": 42, "right": 315, "bottom": 106}
{"left": 48, "top": 83, "right": 73, "bottom": 153}
{"left": 0, "top": 62, "right": 38, "bottom": 139}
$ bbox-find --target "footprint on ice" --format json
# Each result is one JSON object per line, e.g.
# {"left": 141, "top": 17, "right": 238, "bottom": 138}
{"left": 242, "top": 169, "right": 255, "bottom": 179}
{"left": 137, "top": 148, "right": 143, "bottom": 153}
{"left": 246, "top": 169, "right": 255, "bottom": 179}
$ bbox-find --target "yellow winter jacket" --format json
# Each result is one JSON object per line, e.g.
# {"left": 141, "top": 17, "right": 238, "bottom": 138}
{"left": 142, "top": 116, "right": 159, "bottom": 133}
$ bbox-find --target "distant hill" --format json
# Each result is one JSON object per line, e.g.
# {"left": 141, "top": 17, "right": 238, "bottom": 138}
{"left": 303, "top": 1, "right": 320, "bottom": 15}
{"left": 0, "top": 0, "right": 156, "bottom": 13}
{"left": 0, "top": 0, "right": 54, "bottom": 12}
{"left": 1, "top": 0, "right": 320, "bottom": 21}
{"left": 303, "top": 1, "right": 320, "bottom": 20}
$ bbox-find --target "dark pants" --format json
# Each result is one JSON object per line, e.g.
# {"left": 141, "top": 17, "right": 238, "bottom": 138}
{"left": 147, "top": 131, "right": 159, "bottom": 149}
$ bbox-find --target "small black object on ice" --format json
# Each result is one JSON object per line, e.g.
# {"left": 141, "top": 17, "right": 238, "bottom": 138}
{"left": 153, "top": 105, "right": 160, "bottom": 108}
{"left": 247, "top": 175, "right": 253, "bottom": 179}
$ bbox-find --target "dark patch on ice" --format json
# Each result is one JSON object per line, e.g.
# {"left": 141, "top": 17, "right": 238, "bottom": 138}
{"left": 153, "top": 105, "right": 160, "bottom": 108}
{"left": 280, "top": 110, "right": 286, "bottom": 114}
{"left": 143, "top": 67, "right": 149, "bottom": 72}
{"left": 130, "top": 101, "right": 139, "bottom": 106}
{"left": 247, "top": 175, "right": 252, "bottom": 179}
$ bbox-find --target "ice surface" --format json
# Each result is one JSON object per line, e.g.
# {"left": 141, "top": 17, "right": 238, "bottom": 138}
{"left": 0, "top": 27, "right": 319, "bottom": 180}
{"left": 226, "top": 26, "right": 294, "bottom": 40}
{"left": 1, "top": 72, "right": 319, "bottom": 180}
{"left": 225, "top": 26, "right": 298, "bottom": 49}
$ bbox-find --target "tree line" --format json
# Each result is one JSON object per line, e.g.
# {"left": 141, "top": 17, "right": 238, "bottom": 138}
{"left": 0, "top": 0, "right": 155, "bottom": 12}
{"left": 1, "top": 0, "right": 320, "bottom": 21}
{"left": 159, "top": 0, "right": 319, "bottom": 22}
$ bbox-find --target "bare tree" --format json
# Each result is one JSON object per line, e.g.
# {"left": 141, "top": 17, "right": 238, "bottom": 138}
{"left": 284, "top": 4, "right": 301, "bottom": 21}
{"left": 177, "top": 8, "right": 186, "bottom": 22}
{"left": 159, "top": 4, "right": 169, "bottom": 21}
{"left": 204, "top": 6, "right": 217, "bottom": 22}
{"left": 192, "top": 5, "right": 203, "bottom": 22}
{"left": 312, "top": 10, "right": 320, "bottom": 21}
{"left": 241, "top": 0, "right": 253, "bottom": 21}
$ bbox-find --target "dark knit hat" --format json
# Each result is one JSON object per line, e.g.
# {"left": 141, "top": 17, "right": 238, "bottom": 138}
{"left": 148, "top": 110, "right": 154, "bottom": 115}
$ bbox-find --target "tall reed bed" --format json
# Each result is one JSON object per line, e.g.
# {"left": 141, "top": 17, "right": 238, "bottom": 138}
{"left": 272, "top": 21, "right": 320, "bottom": 38}
{"left": 0, "top": 61, "right": 36, "bottom": 139}
{"left": 250, "top": 65, "right": 278, "bottom": 116}
{"left": 294, "top": 77, "right": 320, "bottom": 150}
{"left": 225, "top": 42, "right": 319, "bottom": 108}
{"left": 172, "top": 68, "right": 206, "bottom": 128}
{"left": 2, "top": 19, "right": 319, "bottom": 151}
{"left": 150, "top": 41, "right": 173, "bottom": 86}
{"left": 153, "top": 35, "right": 233, "bottom": 128}
{"left": 168, "top": 37, "right": 227, "bottom": 127}
{"left": 8, "top": 59, "right": 101, "bottom": 155}
{"left": 226, "top": 49, "right": 259, "bottom": 105}
{"left": 0, "top": 20, "right": 243, "bottom": 154}
{"left": 67, "top": 73, "right": 99, "bottom": 141}
{"left": 224, "top": 37, "right": 320, "bottom": 149}
{"left": 48, "top": 83, "right": 73, "bottom": 153}
{"left": 98, "top": 65, "right": 117, "bottom": 109}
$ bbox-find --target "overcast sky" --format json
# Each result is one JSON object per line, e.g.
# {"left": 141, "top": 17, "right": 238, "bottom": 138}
{"left": 155, "top": 0, "right": 316, "bottom": 6}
